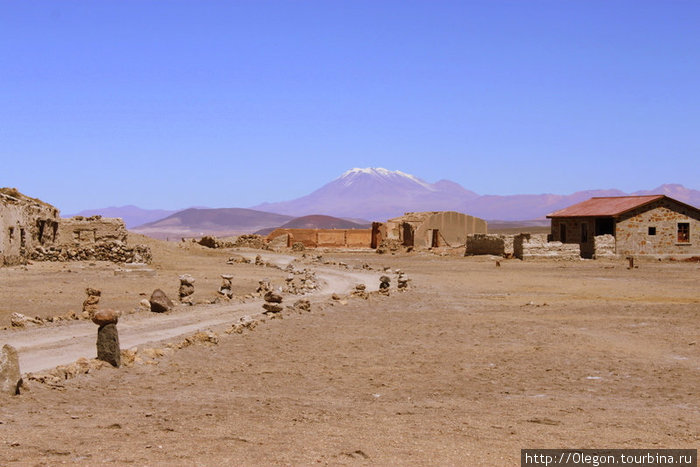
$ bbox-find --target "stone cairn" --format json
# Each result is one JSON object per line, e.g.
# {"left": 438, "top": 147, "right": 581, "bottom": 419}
{"left": 82, "top": 287, "right": 101, "bottom": 319}
{"left": 178, "top": 274, "right": 195, "bottom": 304}
{"left": 262, "top": 291, "right": 283, "bottom": 314}
{"left": 379, "top": 275, "right": 391, "bottom": 295}
{"left": 92, "top": 309, "right": 120, "bottom": 367}
{"left": 396, "top": 270, "right": 410, "bottom": 291}
{"left": 150, "top": 289, "right": 174, "bottom": 313}
{"left": 254, "top": 254, "right": 264, "bottom": 266}
{"left": 219, "top": 274, "right": 234, "bottom": 299}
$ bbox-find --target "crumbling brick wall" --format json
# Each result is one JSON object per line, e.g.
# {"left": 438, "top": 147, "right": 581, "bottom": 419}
{"left": 514, "top": 233, "right": 580, "bottom": 260}
{"left": 267, "top": 228, "right": 372, "bottom": 248}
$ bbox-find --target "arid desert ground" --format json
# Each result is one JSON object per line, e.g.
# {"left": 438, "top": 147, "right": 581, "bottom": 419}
{"left": 0, "top": 235, "right": 698, "bottom": 465}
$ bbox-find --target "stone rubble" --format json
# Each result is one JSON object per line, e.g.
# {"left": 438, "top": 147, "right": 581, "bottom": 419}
{"left": 351, "top": 283, "right": 369, "bottom": 300}
{"left": 31, "top": 242, "right": 152, "bottom": 264}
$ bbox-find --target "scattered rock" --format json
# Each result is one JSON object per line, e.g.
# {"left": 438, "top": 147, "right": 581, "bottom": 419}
{"left": 351, "top": 284, "right": 369, "bottom": 300}
{"left": 96, "top": 323, "right": 120, "bottom": 367}
{"left": 138, "top": 299, "right": 151, "bottom": 312}
{"left": 293, "top": 299, "right": 311, "bottom": 312}
{"left": 0, "top": 345, "right": 21, "bottom": 395}
{"left": 291, "top": 242, "right": 305, "bottom": 252}
{"left": 149, "top": 289, "right": 174, "bottom": 313}
{"left": 10, "top": 312, "right": 42, "bottom": 328}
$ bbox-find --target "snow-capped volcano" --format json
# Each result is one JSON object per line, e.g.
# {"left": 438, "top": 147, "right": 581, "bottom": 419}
{"left": 252, "top": 168, "right": 478, "bottom": 220}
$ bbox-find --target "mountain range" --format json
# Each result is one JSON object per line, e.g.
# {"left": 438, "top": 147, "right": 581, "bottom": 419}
{"left": 68, "top": 168, "right": 699, "bottom": 237}
{"left": 252, "top": 168, "right": 700, "bottom": 221}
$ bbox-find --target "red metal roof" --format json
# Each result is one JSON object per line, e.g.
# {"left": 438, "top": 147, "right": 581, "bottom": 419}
{"left": 547, "top": 195, "right": 665, "bottom": 218}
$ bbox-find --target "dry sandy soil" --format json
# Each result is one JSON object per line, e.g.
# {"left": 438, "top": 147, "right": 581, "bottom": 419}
{"left": 0, "top": 239, "right": 698, "bottom": 465}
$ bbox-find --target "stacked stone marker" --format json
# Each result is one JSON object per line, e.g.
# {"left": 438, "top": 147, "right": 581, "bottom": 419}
{"left": 92, "top": 309, "right": 121, "bottom": 367}
{"left": 379, "top": 275, "right": 391, "bottom": 295}
{"left": 82, "top": 287, "right": 101, "bottom": 319}
{"left": 178, "top": 274, "right": 195, "bottom": 304}
{"left": 219, "top": 274, "right": 234, "bottom": 299}
{"left": 262, "top": 291, "right": 283, "bottom": 314}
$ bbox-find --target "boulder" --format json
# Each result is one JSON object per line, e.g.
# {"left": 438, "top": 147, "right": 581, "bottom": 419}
{"left": 149, "top": 289, "right": 174, "bottom": 313}
{"left": 92, "top": 309, "right": 120, "bottom": 326}
{"left": 0, "top": 345, "right": 21, "bottom": 395}
{"left": 264, "top": 291, "right": 283, "bottom": 303}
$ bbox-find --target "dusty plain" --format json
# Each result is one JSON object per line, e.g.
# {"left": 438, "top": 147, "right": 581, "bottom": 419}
{"left": 0, "top": 237, "right": 698, "bottom": 465}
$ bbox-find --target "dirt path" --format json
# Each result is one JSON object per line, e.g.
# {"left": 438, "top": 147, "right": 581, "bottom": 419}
{"left": 1, "top": 253, "right": 382, "bottom": 374}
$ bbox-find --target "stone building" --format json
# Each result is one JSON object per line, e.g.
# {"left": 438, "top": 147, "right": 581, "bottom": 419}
{"left": 547, "top": 195, "right": 699, "bottom": 258}
{"left": 373, "top": 211, "right": 487, "bottom": 249}
{"left": 1, "top": 187, "right": 151, "bottom": 265}
{"left": 0, "top": 188, "right": 60, "bottom": 265}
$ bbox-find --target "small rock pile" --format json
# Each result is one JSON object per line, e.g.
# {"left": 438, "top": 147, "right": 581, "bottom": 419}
{"left": 234, "top": 234, "right": 269, "bottom": 249}
{"left": 219, "top": 274, "right": 234, "bottom": 298}
{"left": 351, "top": 283, "right": 369, "bottom": 299}
{"left": 291, "top": 242, "right": 305, "bottom": 252}
{"left": 32, "top": 242, "right": 152, "bottom": 264}
{"left": 262, "top": 291, "right": 283, "bottom": 314}
{"left": 178, "top": 274, "right": 195, "bottom": 304}
{"left": 150, "top": 289, "right": 174, "bottom": 313}
{"left": 92, "top": 309, "right": 121, "bottom": 367}
{"left": 254, "top": 254, "right": 265, "bottom": 266}
{"left": 226, "top": 254, "right": 251, "bottom": 264}
{"left": 281, "top": 268, "right": 318, "bottom": 295}
{"left": 10, "top": 312, "right": 43, "bottom": 327}
{"left": 376, "top": 239, "right": 403, "bottom": 254}
{"left": 227, "top": 315, "right": 258, "bottom": 334}
{"left": 197, "top": 236, "right": 235, "bottom": 249}
{"left": 292, "top": 299, "right": 311, "bottom": 312}
{"left": 379, "top": 275, "right": 391, "bottom": 295}
{"left": 82, "top": 287, "right": 101, "bottom": 318}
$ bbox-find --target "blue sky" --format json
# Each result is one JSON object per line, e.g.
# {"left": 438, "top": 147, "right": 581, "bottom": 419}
{"left": 1, "top": 1, "right": 698, "bottom": 213}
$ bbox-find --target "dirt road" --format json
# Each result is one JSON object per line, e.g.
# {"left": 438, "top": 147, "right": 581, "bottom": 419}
{"left": 1, "top": 252, "right": 381, "bottom": 374}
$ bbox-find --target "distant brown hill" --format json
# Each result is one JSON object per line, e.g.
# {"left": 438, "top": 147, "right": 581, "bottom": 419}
{"left": 131, "top": 208, "right": 294, "bottom": 239}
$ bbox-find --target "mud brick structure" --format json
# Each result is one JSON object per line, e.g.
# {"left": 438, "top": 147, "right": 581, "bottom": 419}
{"left": 374, "top": 211, "right": 487, "bottom": 249}
{"left": 548, "top": 195, "right": 699, "bottom": 258}
{"left": 266, "top": 228, "right": 372, "bottom": 248}
{"left": 0, "top": 188, "right": 60, "bottom": 266}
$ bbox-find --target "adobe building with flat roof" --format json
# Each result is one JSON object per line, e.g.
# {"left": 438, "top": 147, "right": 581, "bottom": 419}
{"left": 547, "top": 195, "right": 699, "bottom": 258}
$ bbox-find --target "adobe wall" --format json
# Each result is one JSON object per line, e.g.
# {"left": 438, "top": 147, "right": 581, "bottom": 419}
{"left": 514, "top": 233, "right": 580, "bottom": 260}
{"left": 0, "top": 190, "right": 60, "bottom": 266}
{"left": 615, "top": 200, "right": 700, "bottom": 256}
{"left": 413, "top": 211, "right": 487, "bottom": 248}
{"left": 267, "top": 228, "right": 372, "bottom": 248}
{"left": 465, "top": 234, "right": 514, "bottom": 256}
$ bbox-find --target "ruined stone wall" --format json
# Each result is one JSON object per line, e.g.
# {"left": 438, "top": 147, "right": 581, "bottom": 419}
{"left": 465, "top": 234, "right": 515, "bottom": 256}
{"left": 267, "top": 229, "right": 372, "bottom": 248}
{"left": 0, "top": 190, "right": 60, "bottom": 266}
{"left": 593, "top": 234, "right": 617, "bottom": 259}
{"left": 514, "top": 233, "right": 580, "bottom": 260}
{"left": 615, "top": 200, "right": 700, "bottom": 256}
{"left": 57, "top": 216, "right": 127, "bottom": 246}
